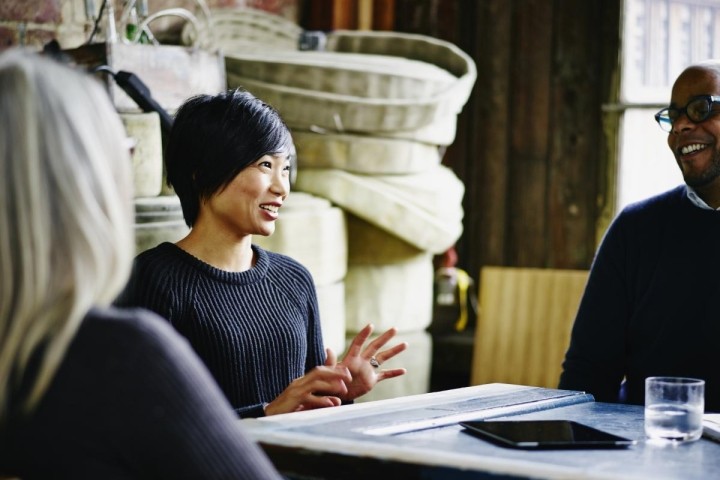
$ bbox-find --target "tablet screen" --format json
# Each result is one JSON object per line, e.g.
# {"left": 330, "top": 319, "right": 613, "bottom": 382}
{"left": 460, "top": 420, "right": 636, "bottom": 449}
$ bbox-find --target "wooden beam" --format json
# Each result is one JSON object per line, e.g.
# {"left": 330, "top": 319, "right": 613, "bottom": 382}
{"left": 372, "top": 0, "right": 395, "bottom": 30}
{"left": 304, "top": 0, "right": 358, "bottom": 30}
{"left": 358, "top": 0, "right": 373, "bottom": 29}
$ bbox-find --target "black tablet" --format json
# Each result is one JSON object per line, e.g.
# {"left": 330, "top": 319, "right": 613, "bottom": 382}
{"left": 460, "top": 420, "right": 636, "bottom": 450}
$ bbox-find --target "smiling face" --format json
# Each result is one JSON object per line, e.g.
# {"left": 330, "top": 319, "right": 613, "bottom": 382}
{"left": 667, "top": 66, "right": 720, "bottom": 190}
{"left": 202, "top": 153, "right": 291, "bottom": 239}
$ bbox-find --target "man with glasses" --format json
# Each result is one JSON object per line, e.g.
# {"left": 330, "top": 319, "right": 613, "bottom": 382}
{"left": 559, "top": 60, "right": 720, "bottom": 412}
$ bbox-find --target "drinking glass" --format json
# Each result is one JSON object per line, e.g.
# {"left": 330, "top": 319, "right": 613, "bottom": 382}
{"left": 645, "top": 376, "right": 705, "bottom": 443}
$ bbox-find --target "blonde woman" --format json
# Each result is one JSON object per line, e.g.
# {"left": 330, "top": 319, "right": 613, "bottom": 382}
{"left": 0, "top": 49, "right": 281, "bottom": 479}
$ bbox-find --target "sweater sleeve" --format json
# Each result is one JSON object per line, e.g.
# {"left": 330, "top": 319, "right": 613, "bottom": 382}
{"left": 304, "top": 270, "right": 327, "bottom": 372}
{"left": 114, "top": 253, "right": 179, "bottom": 324}
{"left": 558, "top": 211, "right": 631, "bottom": 402}
{"left": 271, "top": 250, "right": 327, "bottom": 372}
{"left": 236, "top": 403, "right": 267, "bottom": 419}
{"left": 102, "top": 308, "right": 282, "bottom": 479}
{"left": 2, "top": 307, "right": 283, "bottom": 480}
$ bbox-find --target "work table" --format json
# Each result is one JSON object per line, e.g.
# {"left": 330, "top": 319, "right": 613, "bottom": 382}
{"left": 240, "top": 383, "right": 717, "bottom": 479}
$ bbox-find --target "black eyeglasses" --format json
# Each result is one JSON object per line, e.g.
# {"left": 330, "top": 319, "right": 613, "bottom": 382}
{"left": 654, "top": 95, "right": 720, "bottom": 132}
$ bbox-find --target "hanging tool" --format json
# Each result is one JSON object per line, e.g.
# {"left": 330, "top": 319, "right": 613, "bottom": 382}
{"left": 92, "top": 65, "right": 173, "bottom": 136}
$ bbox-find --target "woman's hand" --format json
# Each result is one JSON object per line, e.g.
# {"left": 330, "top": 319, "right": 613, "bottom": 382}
{"left": 338, "top": 324, "right": 408, "bottom": 401}
{"left": 263, "top": 349, "right": 352, "bottom": 416}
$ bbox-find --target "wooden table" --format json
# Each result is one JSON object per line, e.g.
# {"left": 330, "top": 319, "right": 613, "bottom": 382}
{"left": 240, "top": 383, "right": 719, "bottom": 479}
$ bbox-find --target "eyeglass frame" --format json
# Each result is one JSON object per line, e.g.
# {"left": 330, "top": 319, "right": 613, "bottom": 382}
{"left": 654, "top": 95, "right": 720, "bottom": 132}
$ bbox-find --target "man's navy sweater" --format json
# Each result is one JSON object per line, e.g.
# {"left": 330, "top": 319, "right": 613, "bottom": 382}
{"left": 560, "top": 185, "right": 720, "bottom": 411}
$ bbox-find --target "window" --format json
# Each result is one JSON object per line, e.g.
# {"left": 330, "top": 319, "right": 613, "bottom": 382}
{"left": 617, "top": 0, "right": 720, "bottom": 211}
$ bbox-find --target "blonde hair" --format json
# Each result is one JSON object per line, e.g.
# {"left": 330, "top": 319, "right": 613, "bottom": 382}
{"left": 0, "top": 49, "right": 134, "bottom": 418}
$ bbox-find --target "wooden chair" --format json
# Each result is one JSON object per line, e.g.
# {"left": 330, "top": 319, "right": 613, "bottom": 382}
{"left": 470, "top": 266, "right": 589, "bottom": 389}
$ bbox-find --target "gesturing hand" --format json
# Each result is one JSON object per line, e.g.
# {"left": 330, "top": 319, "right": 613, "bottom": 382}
{"left": 263, "top": 349, "right": 351, "bottom": 416}
{"left": 338, "top": 323, "right": 408, "bottom": 401}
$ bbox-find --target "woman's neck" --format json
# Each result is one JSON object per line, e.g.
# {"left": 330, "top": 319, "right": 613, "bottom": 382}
{"left": 175, "top": 226, "right": 254, "bottom": 272}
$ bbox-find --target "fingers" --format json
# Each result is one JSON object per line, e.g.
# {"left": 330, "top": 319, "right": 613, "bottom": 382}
{"left": 291, "top": 394, "right": 343, "bottom": 412}
{"left": 307, "top": 364, "right": 352, "bottom": 386}
{"left": 324, "top": 347, "right": 337, "bottom": 367}
{"left": 376, "top": 367, "right": 407, "bottom": 381}
{"left": 292, "top": 395, "right": 342, "bottom": 412}
{"left": 374, "top": 341, "right": 408, "bottom": 364}
{"left": 366, "top": 326, "right": 399, "bottom": 353}
{"left": 266, "top": 394, "right": 340, "bottom": 415}
{"left": 346, "top": 324, "right": 400, "bottom": 359}
{"left": 296, "top": 394, "right": 343, "bottom": 410}
{"left": 265, "top": 366, "right": 350, "bottom": 415}
{"left": 360, "top": 327, "right": 406, "bottom": 365}
{"left": 344, "top": 323, "right": 374, "bottom": 358}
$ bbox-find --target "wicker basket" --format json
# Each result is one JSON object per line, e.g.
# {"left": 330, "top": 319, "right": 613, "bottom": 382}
{"left": 293, "top": 130, "right": 442, "bottom": 175}
{"left": 346, "top": 213, "right": 425, "bottom": 265}
{"left": 225, "top": 50, "right": 456, "bottom": 99}
{"left": 294, "top": 165, "right": 464, "bottom": 254}
{"left": 226, "top": 30, "right": 476, "bottom": 137}
{"left": 326, "top": 29, "right": 475, "bottom": 109}
{"left": 182, "top": 7, "right": 302, "bottom": 52}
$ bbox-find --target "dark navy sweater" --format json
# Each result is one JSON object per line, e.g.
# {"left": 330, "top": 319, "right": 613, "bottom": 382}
{"left": 0, "top": 307, "right": 280, "bottom": 479}
{"left": 560, "top": 185, "right": 720, "bottom": 411}
{"left": 116, "top": 242, "right": 326, "bottom": 418}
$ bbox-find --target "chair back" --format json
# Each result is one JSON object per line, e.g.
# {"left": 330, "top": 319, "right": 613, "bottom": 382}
{"left": 470, "top": 266, "right": 588, "bottom": 388}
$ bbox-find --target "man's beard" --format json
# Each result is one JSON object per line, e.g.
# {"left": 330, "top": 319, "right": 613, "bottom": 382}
{"left": 682, "top": 149, "right": 720, "bottom": 188}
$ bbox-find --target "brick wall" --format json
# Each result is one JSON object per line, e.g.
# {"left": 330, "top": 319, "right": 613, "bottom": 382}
{"left": 0, "top": 0, "right": 299, "bottom": 52}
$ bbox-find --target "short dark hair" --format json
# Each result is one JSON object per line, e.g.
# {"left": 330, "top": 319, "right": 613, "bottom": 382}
{"left": 166, "top": 89, "right": 292, "bottom": 227}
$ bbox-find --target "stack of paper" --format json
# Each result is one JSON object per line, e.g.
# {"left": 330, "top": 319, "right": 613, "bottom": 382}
{"left": 702, "top": 413, "right": 720, "bottom": 442}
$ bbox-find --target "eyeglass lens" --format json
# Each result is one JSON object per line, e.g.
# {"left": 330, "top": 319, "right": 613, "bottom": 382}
{"left": 671, "top": 97, "right": 712, "bottom": 123}
{"left": 656, "top": 96, "right": 715, "bottom": 132}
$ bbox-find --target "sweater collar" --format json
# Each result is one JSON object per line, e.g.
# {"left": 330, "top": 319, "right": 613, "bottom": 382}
{"left": 162, "top": 242, "right": 270, "bottom": 285}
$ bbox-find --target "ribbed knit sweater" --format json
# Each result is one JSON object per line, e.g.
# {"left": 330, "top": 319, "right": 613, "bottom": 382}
{"left": 116, "top": 242, "right": 326, "bottom": 418}
{"left": 559, "top": 185, "right": 720, "bottom": 411}
{"left": 0, "top": 307, "right": 281, "bottom": 479}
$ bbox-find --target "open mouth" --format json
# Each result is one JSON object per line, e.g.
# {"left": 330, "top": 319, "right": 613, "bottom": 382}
{"left": 680, "top": 143, "right": 707, "bottom": 156}
{"left": 260, "top": 204, "right": 279, "bottom": 214}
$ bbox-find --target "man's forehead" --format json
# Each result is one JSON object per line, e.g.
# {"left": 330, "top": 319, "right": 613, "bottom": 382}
{"left": 682, "top": 63, "right": 720, "bottom": 83}
{"left": 671, "top": 66, "right": 720, "bottom": 102}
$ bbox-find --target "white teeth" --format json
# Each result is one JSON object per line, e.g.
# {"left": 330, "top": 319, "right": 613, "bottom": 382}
{"left": 260, "top": 205, "right": 278, "bottom": 214}
{"left": 681, "top": 143, "right": 706, "bottom": 155}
